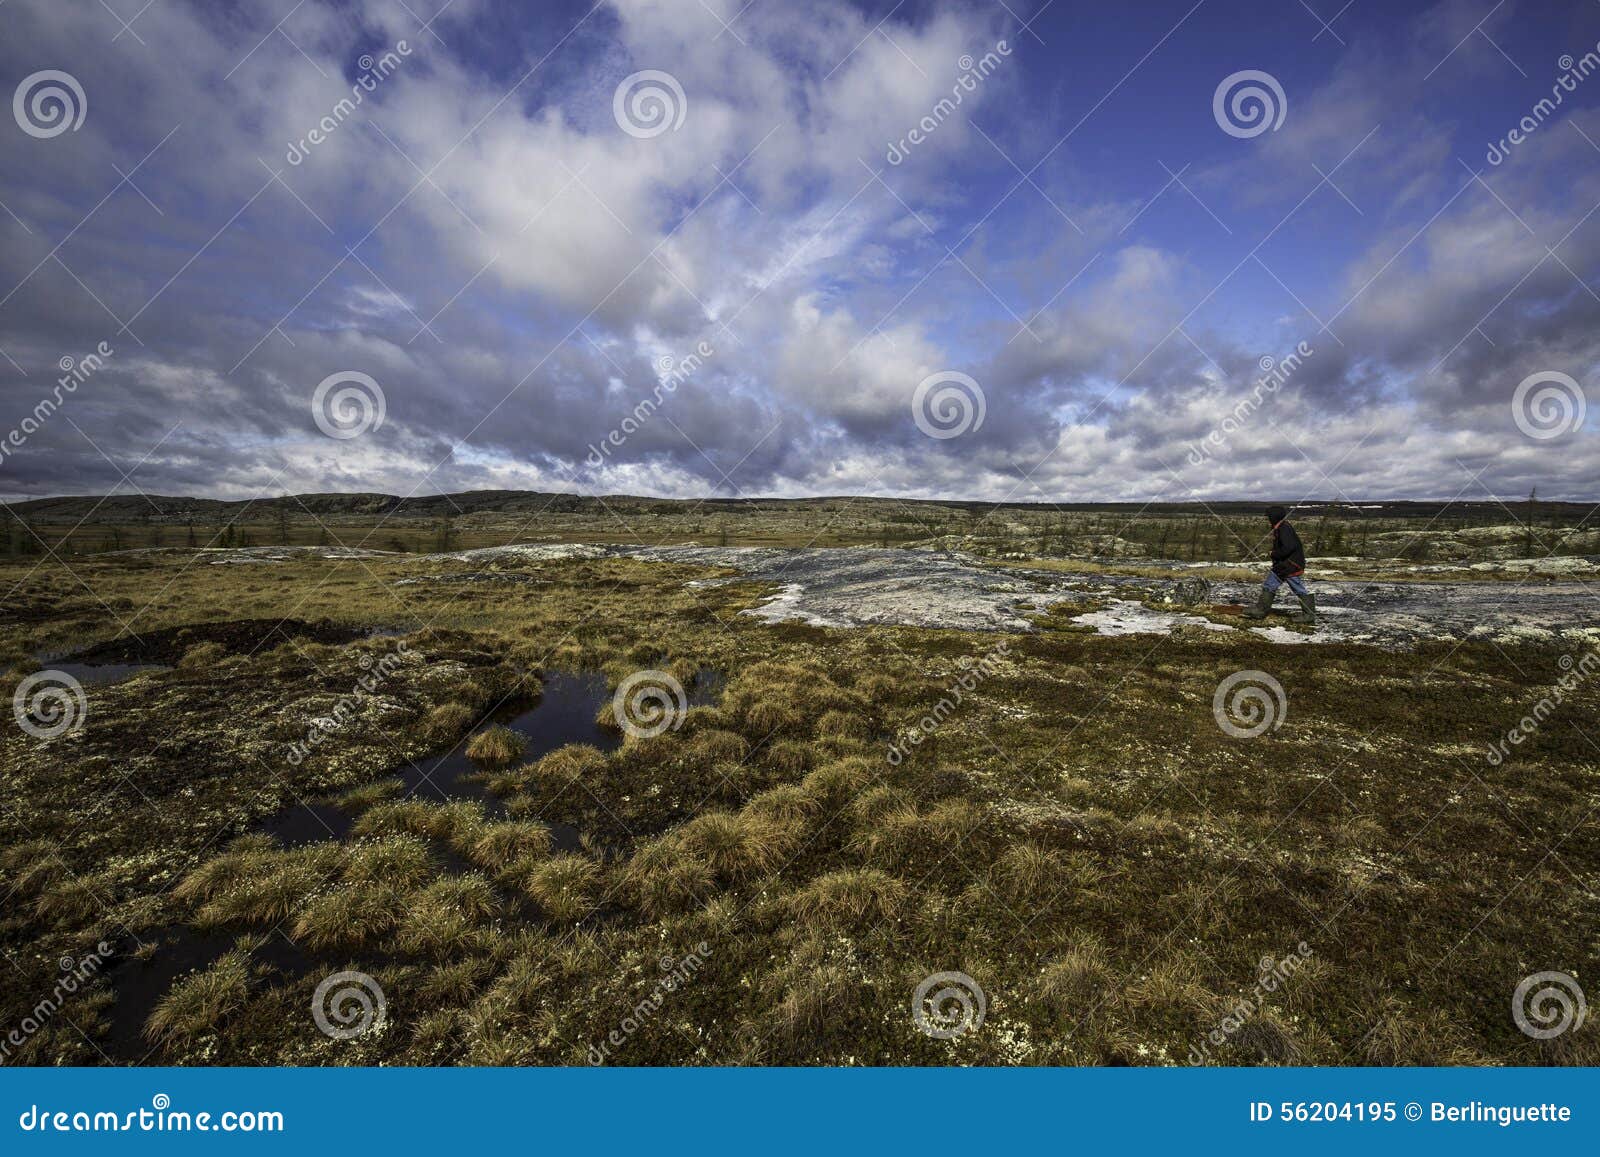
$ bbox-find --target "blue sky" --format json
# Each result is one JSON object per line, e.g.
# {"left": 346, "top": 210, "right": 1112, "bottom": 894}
{"left": 0, "top": 0, "right": 1596, "bottom": 503}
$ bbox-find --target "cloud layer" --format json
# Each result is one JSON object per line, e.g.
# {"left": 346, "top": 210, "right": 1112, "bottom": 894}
{"left": 0, "top": 0, "right": 1596, "bottom": 505}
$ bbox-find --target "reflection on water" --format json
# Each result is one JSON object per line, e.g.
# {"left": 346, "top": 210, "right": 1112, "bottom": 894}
{"left": 105, "top": 669, "right": 723, "bottom": 1063}
{"left": 261, "top": 670, "right": 626, "bottom": 846}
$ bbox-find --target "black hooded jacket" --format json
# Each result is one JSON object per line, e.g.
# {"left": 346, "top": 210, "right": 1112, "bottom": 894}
{"left": 1267, "top": 505, "right": 1305, "bottom": 578}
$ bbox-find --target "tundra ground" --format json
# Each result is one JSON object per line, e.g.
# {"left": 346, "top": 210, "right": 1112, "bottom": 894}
{"left": 1, "top": 537, "right": 1596, "bottom": 1066}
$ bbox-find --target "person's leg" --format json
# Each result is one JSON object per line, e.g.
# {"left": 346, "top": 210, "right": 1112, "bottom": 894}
{"left": 1286, "top": 574, "right": 1316, "bottom": 623}
{"left": 1245, "top": 570, "right": 1280, "bottom": 618}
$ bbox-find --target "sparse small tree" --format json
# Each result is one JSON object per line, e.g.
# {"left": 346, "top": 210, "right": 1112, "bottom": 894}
{"left": 1524, "top": 487, "right": 1538, "bottom": 557}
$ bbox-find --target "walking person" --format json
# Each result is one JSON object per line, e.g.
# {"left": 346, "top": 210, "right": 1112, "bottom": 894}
{"left": 1244, "top": 505, "right": 1315, "bottom": 624}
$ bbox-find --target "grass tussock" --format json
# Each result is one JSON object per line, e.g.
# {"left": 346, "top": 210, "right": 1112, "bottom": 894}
{"left": 184, "top": 845, "right": 342, "bottom": 928}
{"left": 342, "top": 835, "right": 437, "bottom": 889}
{"left": 522, "top": 854, "right": 600, "bottom": 922}
{"left": 144, "top": 948, "right": 251, "bottom": 1047}
{"left": 3, "top": 532, "right": 1591, "bottom": 1067}
{"left": 789, "top": 868, "right": 906, "bottom": 928}
{"left": 465, "top": 725, "right": 526, "bottom": 766}
{"left": 291, "top": 883, "right": 404, "bottom": 950}
{"left": 333, "top": 778, "right": 405, "bottom": 812}
{"left": 469, "top": 821, "right": 554, "bottom": 870}
{"left": 423, "top": 702, "right": 478, "bottom": 741}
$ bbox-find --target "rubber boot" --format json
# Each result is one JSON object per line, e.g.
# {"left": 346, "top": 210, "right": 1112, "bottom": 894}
{"left": 1293, "top": 591, "right": 1317, "bottom": 625}
{"left": 1242, "top": 585, "right": 1275, "bottom": 620}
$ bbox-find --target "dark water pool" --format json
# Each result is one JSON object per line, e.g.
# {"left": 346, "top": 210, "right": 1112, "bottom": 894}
{"left": 102, "top": 669, "right": 723, "bottom": 1063}
{"left": 100, "top": 925, "right": 310, "bottom": 1063}
{"left": 259, "top": 669, "right": 723, "bottom": 846}
{"left": 42, "top": 660, "right": 171, "bottom": 687}
{"left": 261, "top": 670, "right": 626, "bottom": 848}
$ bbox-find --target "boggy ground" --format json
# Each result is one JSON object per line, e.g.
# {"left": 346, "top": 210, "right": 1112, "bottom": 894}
{"left": 0, "top": 546, "right": 1596, "bottom": 1066}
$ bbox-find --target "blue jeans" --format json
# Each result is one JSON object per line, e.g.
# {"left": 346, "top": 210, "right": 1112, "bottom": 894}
{"left": 1264, "top": 570, "right": 1309, "bottom": 597}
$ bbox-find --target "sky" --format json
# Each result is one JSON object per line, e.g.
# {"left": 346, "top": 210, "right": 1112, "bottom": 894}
{"left": 0, "top": 0, "right": 1597, "bottom": 505}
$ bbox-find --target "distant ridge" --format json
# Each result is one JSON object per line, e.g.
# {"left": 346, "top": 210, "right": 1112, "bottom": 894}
{"left": 3, "top": 492, "right": 1594, "bottom": 523}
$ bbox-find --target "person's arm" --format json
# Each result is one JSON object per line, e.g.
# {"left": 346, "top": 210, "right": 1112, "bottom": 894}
{"left": 1270, "top": 524, "right": 1297, "bottom": 575}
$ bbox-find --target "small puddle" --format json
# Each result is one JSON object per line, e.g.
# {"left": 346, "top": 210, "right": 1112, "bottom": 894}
{"left": 36, "top": 660, "right": 171, "bottom": 687}
{"left": 261, "top": 670, "right": 724, "bottom": 847}
{"left": 100, "top": 925, "right": 310, "bottom": 1063}
{"left": 104, "top": 669, "right": 724, "bottom": 1061}
{"left": 262, "top": 671, "right": 620, "bottom": 847}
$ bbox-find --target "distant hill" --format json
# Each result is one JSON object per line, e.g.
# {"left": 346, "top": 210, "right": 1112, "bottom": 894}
{"left": 2, "top": 491, "right": 1594, "bottom": 524}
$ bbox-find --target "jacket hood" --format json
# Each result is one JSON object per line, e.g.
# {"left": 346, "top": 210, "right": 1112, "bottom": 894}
{"left": 1266, "top": 505, "right": 1288, "bottom": 524}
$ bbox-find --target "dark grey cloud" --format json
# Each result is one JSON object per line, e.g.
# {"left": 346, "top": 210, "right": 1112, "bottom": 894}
{"left": 0, "top": 0, "right": 1595, "bottom": 506}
